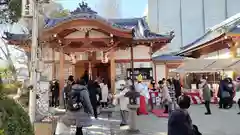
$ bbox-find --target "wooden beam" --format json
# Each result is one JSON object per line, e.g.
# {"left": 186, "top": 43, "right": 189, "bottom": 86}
{"left": 65, "top": 38, "right": 112, "bottom": 43}
{"left": 59, "top": 47, "right": 65, "bottom": 106}
{"left": 58, "top": 47, "right": 114, "bottom": 53}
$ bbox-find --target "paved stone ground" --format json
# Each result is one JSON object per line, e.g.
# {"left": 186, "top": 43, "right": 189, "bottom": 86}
{"left": 68, "top": 104, "right": 240, "bottom": 135}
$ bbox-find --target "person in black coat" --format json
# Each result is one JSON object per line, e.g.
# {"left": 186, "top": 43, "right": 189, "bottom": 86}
{"left": 218, "top": 79, "right": 224, "bottom": 108}
{"left": 224, "top": 78, "right": 234, "bottom": 108}
{"left": 87, "top": 80, "right": 101, "bottom": 119}
{"left": 81, "top": 70, "right": 89, "bottom": 84}
{"left": 63, "top": 75, "right": 75, "bottom": 109}
{"left": 50, "top": 79, "right": 60, "bottom": 107}
{"left": 173, "top": 75, "right": 182, "bottom": 99}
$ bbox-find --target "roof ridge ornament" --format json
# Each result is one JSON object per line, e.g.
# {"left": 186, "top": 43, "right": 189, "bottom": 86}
{"left": 71, "top": 0, "right": 97, "bottom": 15}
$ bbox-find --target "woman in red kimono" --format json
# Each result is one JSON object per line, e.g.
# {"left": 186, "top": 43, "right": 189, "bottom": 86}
{"left": 136, "top": 74, "right": 148, "bottom": 115}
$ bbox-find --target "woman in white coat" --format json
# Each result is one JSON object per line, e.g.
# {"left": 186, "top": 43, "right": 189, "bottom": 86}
{"left": 100, "top": 79, "right": 109, "bottom": 108}
{"left": 159, "top": 80, "right": 172, "bottom": 113}
{"left": 113, "top": 81, "right": 130, "bottom": 126}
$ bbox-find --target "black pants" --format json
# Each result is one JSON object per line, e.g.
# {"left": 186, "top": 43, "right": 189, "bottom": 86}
{"left": 238, "top": 99, "right": 240, "bottom": 109}
{"left": 101, "top": 102, "right": 108, "bottom": 108}
{"left": 93, "top": 106, "right": 98, "bottom": 118}
{"left": 204, "top": 101, "right": 211, "bottom": 113}
{"left": 76, "top": 127, "right": 83, "bottom": 135}
{"left": 164, "top": 104, "right": 168, "bottom": 113}
{"left": 219, "top": 97, "right": 223, "bottom": 108}
{"left": 51, "top": 93, "right": 59, "bottom": 107}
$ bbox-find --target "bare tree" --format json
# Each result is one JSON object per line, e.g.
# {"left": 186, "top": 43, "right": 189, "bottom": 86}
{"left": 0, "top": 37, "right": 17, "bottom": 80}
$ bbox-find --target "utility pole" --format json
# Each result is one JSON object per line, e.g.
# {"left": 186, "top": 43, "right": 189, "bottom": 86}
{"left": 29, "top": 0, "right": 39, "bottom": 124}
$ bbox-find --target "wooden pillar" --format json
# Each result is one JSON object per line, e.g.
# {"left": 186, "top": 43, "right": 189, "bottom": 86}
{"left": 149, "top": 44, "right": 154, "bottom": 80}
{"left": 230, "top": 41, "right": 239, "bottom": 58}
{"left": 130, "top": 45, "right": 135, "bottom": 86}
{"left": 88, "top": 52, "right": 95, "bottom": 80}
{"left": 72, "top": 64, "right": 76, "bottom": 77}
{"left": 110, "top": 50, "right": 116, "bottom": 93}
{"left": 230, "top": 41, "right": 239, "bottom": 79}
{"left": 59, "top": 47, "right": 65, "bottom": 96}
{"left": 52, "top": 48, "right": 56, "bottom": 79}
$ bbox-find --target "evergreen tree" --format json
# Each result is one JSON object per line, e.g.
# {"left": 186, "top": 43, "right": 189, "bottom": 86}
{"left": 0, "top": 0, "right": 21, "bottom": 23}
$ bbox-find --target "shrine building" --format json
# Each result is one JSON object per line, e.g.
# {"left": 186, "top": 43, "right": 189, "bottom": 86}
{"left": 3, "top": 2, "right": 174, "bottom": 92}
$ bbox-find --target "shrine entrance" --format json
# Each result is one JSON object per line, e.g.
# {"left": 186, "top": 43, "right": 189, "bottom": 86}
{"left": 74, "top": 61, "right": 110, "bottom": 87}
{"left": 93, "top": 63, "right": 110, "bottom": 86}
{"left": 75, "top": 62, "right": 86, "bottom": 79}
{"left": 39, "top": 1, "right": 174, "bottom": 94}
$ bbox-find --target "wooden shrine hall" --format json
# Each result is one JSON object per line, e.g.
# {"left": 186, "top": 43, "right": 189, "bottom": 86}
{"left": 3, "top": 1, "right": 174, "bottom": 92}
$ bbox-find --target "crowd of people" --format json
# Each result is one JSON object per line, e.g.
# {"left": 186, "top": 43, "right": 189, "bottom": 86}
{"left": 52, "top": 71, "right": 113, "bottom": 135}
{"left": 52, "top": 71, "right": 240, "bottom": 135}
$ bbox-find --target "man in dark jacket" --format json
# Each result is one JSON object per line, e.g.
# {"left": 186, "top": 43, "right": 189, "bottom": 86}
{"left": 168, "top": 95, "right": 198, "bottom": 135}
{"left": 87, "top": 80, "right": 101, "bottom": 118}
{"left": 50, "top": 79, "right": 60, "bottom": 107}
{"left": 173, "top": 75, "right": 182, "bottom": 99}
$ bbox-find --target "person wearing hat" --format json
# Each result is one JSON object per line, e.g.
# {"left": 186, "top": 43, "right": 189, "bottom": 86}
{"left": 113, "top": 80, "right": 130, "bottom": 126}
{"left": 135, "top": 74, "right": 148, "bottom": 115}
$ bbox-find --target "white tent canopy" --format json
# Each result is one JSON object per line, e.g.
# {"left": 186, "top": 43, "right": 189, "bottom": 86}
{"left": 204, "top": 59, "right": 240, "bottom": 70}
{"left": 175, "top": 59, "right": 216, "bottom": 72}
{"left": 227, "top": 60, "right": 240, "bottom": 70}
{"left": 174, "top": 58, "right": 240, "bottom": 73}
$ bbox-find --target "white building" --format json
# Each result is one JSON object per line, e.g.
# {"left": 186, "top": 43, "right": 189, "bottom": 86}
{"left": 97, "top": 0, "right": 121, "bottom": 18}
{"left": 148, "top": 0, "right": 240, "bottom": 52}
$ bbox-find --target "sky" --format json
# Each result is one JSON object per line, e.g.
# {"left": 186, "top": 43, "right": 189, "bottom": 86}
{"left": 57, "top": 0, "right": 147, "bottom": 18}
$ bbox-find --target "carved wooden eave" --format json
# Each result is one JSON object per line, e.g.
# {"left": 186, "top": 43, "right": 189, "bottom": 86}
{"left": 42, "top": 19, "right": 133, "bottom": 39}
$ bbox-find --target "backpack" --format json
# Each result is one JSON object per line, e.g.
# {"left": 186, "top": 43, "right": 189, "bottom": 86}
{"left": 67, "top": 89, "right": 84, "bottom": 111}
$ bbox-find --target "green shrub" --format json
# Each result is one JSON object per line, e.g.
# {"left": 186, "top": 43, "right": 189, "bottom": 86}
{"left": 0, "top": 130, "right": 4, "bottom": 135}
{"left": 2, "top": 84, "right": 18, "bottom": 94}
{"left": 2, "top": 81, "right": 23, "bottom": 95}
{"left": 0, "top": 96, "right": 34, "bottom": 135}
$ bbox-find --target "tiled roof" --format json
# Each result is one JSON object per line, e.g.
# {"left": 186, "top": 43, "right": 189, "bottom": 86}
{"left": 177, "top": 13, "right": 240, "bottom": 56}
{"left": 4, "top": 2, "right": 173, "bottom": 42}
{"left": 177, "top": 30, "right": 223, "bottom": 55}
{"left": 2, "top": 32, "right": 30, "bottom": 41}
{"left": 153, "top": 54, "right": 183, "bottom": 61}
{"left": 229, "top": 24, "right": 240, "bottom": 33}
